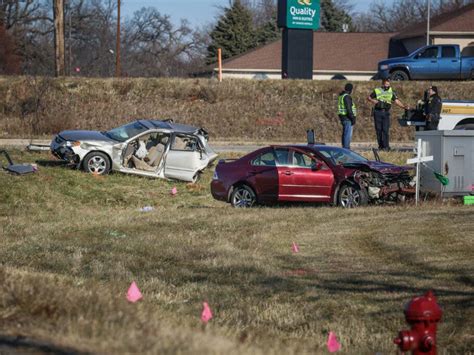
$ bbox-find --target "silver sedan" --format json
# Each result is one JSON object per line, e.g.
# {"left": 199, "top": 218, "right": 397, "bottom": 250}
{"left": 51, "top": 119, "right": 218, "bottom": 182}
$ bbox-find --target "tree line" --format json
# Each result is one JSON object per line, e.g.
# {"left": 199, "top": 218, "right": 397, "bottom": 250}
{"left": 1, "top": 0, "right": 473, "bottom": 77}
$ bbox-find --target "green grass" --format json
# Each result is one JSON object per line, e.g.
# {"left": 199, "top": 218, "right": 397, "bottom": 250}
{"left": 1, "top": 150, "right": 473, "bottom": 354}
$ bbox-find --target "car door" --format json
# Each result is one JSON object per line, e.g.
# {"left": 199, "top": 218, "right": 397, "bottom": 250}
{"left": 277, "top": 148, "right": 334, "bottom": 202}
{"left": 412, "top": 46, "right": 440, "bottom": 79}
{"left": 438, "top": 46, "right": 460, "bottom": 79}
{"left": 164, "top": 133, "right": 205, "bottom": 182}
{"left": 247, "top": 148, "right": 279, "bottom": 203}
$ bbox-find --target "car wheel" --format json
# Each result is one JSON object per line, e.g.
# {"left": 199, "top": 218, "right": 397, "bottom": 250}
{"left": 338, "top": 184, "right": 368, "bottom": 208}
{"left": 390, "top": 70, "right": 409, "bottom": 81}
{"left": 83, "top": 152, "right": 111, "bottom": 175}
{"left": 231, "top": 185, "right": 256, "bottom": 208}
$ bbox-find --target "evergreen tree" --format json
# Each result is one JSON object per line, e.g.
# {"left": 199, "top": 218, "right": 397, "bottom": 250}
{"left": 207, "top": 0, "right": 257, "bottom": 64}
{"left": 321, "top": 0, "right": 353, "bottom": 32}
{"left": 255, "top": 12, "right": 280, "bottom": 46}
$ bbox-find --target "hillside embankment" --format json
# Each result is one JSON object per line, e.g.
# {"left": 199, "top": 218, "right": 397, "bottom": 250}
{"left": 0, "top": 76, "right": 472, "bottom": 142}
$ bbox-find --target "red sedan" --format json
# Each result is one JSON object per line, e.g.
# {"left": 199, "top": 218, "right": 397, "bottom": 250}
{"left": 211, "top": 145, "right": 414, "bottom": 208}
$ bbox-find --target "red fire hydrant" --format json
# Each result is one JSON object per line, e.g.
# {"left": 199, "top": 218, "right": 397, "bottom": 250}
{"left": 394, "top": 290, "right": 443, "bottom": 354}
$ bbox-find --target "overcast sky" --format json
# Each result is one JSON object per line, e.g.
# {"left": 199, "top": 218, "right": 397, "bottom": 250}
{"left": 122, "top": 0, "right": 391, "bottom": 27}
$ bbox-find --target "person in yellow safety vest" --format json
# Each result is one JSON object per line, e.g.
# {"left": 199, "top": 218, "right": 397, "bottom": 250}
{"left": 367, "top": 78, "right": 409, "bottom": 151}
{"left": 337, "top": 83, "right": 356, "bottom": 149}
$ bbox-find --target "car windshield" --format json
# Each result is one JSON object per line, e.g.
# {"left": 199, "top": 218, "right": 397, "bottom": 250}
{"left": 316, "top": 147, "right": 368, "bottom": 165}
{"left": 104, "top": 121, "right": 148, "bottom": 142}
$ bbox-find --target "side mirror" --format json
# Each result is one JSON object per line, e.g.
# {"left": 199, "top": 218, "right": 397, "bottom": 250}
{"left": 311, "top": 161, "right": 323, "bottom": 171}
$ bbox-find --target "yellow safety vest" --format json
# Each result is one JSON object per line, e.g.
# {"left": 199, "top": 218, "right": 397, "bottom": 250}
{"left": 337, "top": 93, "right": 357, "bottom": 116}
{"left": 374, "top": 87, "right": 394, "bottom": 104}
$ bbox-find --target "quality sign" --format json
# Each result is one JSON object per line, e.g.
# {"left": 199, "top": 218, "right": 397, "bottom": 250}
{"left": 281, "top": 0, "right": 320, "bottom": 30}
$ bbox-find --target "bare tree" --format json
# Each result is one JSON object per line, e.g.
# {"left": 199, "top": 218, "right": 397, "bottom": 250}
{"left": 123, "top": 7, "right": 206, "bottom": 77}
{"left": 353, "top": 0, "right": 474, "bottom": 32}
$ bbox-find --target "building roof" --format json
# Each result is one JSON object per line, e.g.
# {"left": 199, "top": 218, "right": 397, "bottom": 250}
{"left": 221, "top": 32, "right": 395, "bottom": 72}
{"left": 394, "top": 3, "right": 474, "bottom": 39}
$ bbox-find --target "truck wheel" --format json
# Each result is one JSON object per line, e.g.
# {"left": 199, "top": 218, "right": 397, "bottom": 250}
{"left": 390, "top": 70, "right": 409, "bottom": 81}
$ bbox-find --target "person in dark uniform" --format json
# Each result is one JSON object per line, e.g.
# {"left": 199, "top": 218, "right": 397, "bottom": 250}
{"left": 337, "top": 83, "right": 357, "bottom": 149}
{"left": 367, "top": 78, "right": 409, "bottom": 151}
{"left": 425, "top": 86, "right": 442, "bottom": 130}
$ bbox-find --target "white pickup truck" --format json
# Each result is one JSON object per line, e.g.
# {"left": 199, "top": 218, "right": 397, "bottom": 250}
{"left": 399, "top": 100, "right": 474, "bottom": 130}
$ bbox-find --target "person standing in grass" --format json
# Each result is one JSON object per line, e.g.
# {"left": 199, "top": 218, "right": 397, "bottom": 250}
{"left": 367, "top": 78, "right": 409, "bottom": 151}
{"left": 425, "top": 86, "right": 442, "bottom": 130}
{"left": 337, "top": 83, "right": 356, "bottom": 150}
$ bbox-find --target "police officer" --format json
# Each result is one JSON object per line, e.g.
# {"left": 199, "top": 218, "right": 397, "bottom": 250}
{"left": 367, "top": 78, "right": 409, "bottom": 151}
{"left": 337, "top": 83, "right": 356, "bottom": 149}
{"left": 425, "top": 86, "right": 442, "bottom": 130}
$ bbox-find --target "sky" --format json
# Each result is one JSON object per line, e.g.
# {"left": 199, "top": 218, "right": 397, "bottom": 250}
{"left": 122, "top": 0, "right": 393, "bottom": 27}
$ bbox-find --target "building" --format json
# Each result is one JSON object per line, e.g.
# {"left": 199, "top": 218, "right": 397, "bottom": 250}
{"left": 214, "top": 3, "right": 474, "bottom": 81}
{"left": 393, "top": 3, "right": 474, "bottom": 54}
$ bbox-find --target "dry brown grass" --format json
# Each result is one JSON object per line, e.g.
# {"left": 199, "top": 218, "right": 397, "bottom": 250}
{"left": 0, "top": 150, "right": 473, "bottom": 354}
{"left": 1, "top": 77, "right": 473, "bottom": 143}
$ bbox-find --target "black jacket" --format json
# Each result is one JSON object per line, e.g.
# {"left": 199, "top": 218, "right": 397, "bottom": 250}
{"left": 426, "top": 94, "right": 442, "bottom": 119}
{"left": 339, "top": 91, "right": 356, "bottom": 124}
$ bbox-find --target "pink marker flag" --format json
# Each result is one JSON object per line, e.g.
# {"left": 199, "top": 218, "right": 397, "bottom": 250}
{"left": 292, "top": 242, "right": 300, "bottom": 253}
{"left": 327, "top": 331, "right": 341, "bottom": 353}
{"left": 171, "top": 187, "right": 178, "bottom": 196}
{"left": 201, "top": 302, "right": 213, "bottom": 323}
{"left": 126, "top": 281, "right": 143, "bottom": 303}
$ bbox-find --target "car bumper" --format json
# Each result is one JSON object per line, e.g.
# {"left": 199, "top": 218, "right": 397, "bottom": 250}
{"left": 50, "top": 137, "right": 80, "bottom": 164}
{"left": 210, "top": 180, "right": 228, "bottom": 202}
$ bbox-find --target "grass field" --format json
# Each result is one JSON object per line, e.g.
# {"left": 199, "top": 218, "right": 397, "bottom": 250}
{"left": 1, "top": 150, "right": 473, "bottom": 354}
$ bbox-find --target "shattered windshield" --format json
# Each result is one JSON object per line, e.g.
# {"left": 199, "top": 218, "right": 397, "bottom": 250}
{"left": 317, "top": 147, "right": 368, "bottom": 165}
{"left": 104, "top": 121, "right": 148, "bottom": 142}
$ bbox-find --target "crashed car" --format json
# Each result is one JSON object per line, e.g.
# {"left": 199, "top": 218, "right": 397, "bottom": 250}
{"left": 211, "top": 144, "right": 415, "bottom": 208}
{"left": 51, "top": 119, "right": 218, "bottom": 182}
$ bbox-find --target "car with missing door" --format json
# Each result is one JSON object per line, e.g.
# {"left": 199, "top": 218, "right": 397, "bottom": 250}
{"left": 51, "top": 119, "right": 218, "bottom": 182}
{"left": 211, "top": 145, "right": 414, "bottom": 208}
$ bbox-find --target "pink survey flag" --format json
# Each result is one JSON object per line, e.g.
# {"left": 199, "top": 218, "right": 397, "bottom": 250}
{"left": 171, "top": 187, "right": 178, "bottom": 195}
{"left": 327, "top": 331, "right": 341, "bottom": 353}
{"left": 126, "top": 281, "right": 143, "bottom": 303}
{"left": 292, "top": 242, "right": 300, "bottom": 253}
{"left": 201, "top": 302, "right": 213, "bottom": 323}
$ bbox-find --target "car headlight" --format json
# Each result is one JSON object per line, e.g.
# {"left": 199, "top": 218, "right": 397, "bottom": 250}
{"left": 66, "top": 141, "right": 81, "bottom": 147}
{"left": 380, "top": 64, "right": 389, "bottom": 70}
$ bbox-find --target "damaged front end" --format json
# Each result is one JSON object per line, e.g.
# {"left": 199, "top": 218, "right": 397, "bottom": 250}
{"left": 346, "top": 163, "right": 416, "bottom": 203}
{"left": 50, "top": 135, "right": 81, "bottom": 166}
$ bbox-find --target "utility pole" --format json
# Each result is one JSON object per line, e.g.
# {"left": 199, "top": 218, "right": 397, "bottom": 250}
{"left": 426, "top": 0, "right": 431, "bottom": 46}
{"left": 115, "top": 0, "right": 121, "bottom": 77}
{"left": 53, "top": 0, "right": 65, "bottom": 76}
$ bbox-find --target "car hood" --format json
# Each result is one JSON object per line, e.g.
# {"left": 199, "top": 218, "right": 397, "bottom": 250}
{"left": 342, "top": 160, "right": 412, "bottom": 174}
{"left": 379, "top": 56, "right": 412, "bottom": 65}
{"left": 58, "top": 130, "right": 116, "bottom": 142}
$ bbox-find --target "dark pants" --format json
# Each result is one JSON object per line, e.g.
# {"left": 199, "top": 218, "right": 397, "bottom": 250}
{"left": 427, "top": 115, "right": 440, "bottom": 131}
{"left": 373, "top": 110, "right": 390, "bottom": 150}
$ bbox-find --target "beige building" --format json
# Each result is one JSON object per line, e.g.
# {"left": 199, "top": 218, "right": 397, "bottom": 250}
{"left": 214, "top": 3, "right": 474, "bottom": 81}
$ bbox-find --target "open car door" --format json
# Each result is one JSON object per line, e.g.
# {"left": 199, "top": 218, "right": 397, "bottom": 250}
{"left": 164, "top": 133, "right": 209, "bottom": 182}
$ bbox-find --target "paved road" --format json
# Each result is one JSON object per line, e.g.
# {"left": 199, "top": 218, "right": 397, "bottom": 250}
{"left": 0, "top": 139, "right": 415, "bottom": 154}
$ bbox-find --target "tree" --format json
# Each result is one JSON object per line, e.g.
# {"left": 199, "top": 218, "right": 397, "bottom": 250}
{"left": 0, "top": 24, "right": 21, "bottom": 74}
{"left": 320, "top": 0, "right": 354, "bottom": 32}
{"left": 353, "top": 0, "right": 474, "bottom": 32}
{"left": 207, "top": 0, "right": 257, "bottom": 63}
{"left": 123, "top": 7, "right": 206, "bottom": 77}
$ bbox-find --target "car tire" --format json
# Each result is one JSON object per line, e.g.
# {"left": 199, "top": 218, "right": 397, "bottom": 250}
{"left": 338, "top": 183, "right": 368, "bottom": 208}
{"left": 390, "top": 70, "right": 409, "bottom": 81}
{"left": 230, "top": 184, "right": 256, "bottom": 208}
{"left": 83, "top": 152, "right": 111, "bottom": 175}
